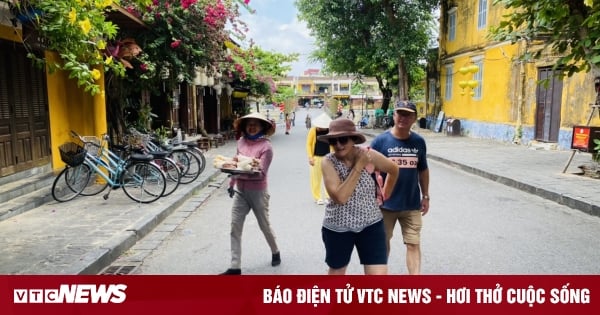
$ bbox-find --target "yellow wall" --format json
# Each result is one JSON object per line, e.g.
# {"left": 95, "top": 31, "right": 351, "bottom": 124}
{"left": 0, "top": 24, "right": 22, "bottom": 42}
{"left": 46, "top": 51, "right": 107, "bottom": 171}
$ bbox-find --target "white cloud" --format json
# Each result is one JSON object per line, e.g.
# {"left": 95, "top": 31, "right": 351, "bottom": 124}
{"left": 240, "top": 2, "right": 321, "bottom": 76}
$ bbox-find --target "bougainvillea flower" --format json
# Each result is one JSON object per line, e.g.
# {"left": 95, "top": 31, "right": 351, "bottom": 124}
{"left": 170, "top": 39, "right": 182, "bottom": 48}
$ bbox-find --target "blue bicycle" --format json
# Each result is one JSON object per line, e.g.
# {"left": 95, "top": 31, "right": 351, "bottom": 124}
{"left": 51, "top": 131, "right": 166, "bottom": 203}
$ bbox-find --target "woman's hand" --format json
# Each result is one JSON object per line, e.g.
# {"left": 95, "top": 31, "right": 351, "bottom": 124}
{"left": 353, "top": 147, "right": 370, "bottom": 170}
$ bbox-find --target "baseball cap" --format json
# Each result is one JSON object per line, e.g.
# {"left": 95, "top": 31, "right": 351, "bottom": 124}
{"left": 394, "top": 101, "right": 417, "bottom": 113}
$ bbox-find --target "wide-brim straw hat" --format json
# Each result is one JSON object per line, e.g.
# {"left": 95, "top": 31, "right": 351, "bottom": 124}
{"left": 317, "top": 118, "right": 366, "bottom": 144}
{"left": 312, "top": 113, "right": 332, "bottom": 129}
{"left": 235, "top": 112, "right": 275, "bottom": 136}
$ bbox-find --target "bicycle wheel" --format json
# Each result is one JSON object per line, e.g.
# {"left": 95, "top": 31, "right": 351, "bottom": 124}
{"left": 51, "top": 164, "right": 91, "bottom": 202}
{"left": 121, "top": 162, "right": 166, "bottom": 203}
{"left": 173, "top": 150, "right": 201, "bottom": 184}
{"left": 188, "top": 147, "right": 206, "bottom": 174}
{"left": 153, "top": 157, "right": 181, "bottom": 197}
{"left": 79, "top": 162, "right": 110, "bottom": 196}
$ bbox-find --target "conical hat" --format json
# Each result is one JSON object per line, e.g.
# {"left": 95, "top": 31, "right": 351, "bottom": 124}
{"left": 312, "top": 113, "right": 332, "bottom": 129}
{"left": 235, "top": 112, "right": 275, "bottom": 136}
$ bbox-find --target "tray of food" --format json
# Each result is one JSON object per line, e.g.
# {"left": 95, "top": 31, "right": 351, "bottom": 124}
{"left": 213, "top": 154, "right": 260, "bottom": 175}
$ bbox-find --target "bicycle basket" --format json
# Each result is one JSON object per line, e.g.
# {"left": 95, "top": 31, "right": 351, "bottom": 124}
{"left": 59, "top": 142, "right": 87, "bottom": 167}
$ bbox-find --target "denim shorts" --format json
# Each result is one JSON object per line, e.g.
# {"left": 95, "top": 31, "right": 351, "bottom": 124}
{"left": 322, "top": 220, "right": 387, "bottom": 269}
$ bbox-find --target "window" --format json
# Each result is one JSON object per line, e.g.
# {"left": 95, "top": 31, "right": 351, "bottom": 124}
{"left": 428, "top": 79, "right": 436, "bottom": 104}
{"left": 448, "top": 8, "right": 457, "bottom": 41}
{"left": 473, "top": 61, "right": 483, "bottom": 99}
{"left": 445, "top": 65, "right": 453, "bottom": 100}
{"left": 478, "top": 0, "right": 488, "bottom": 29}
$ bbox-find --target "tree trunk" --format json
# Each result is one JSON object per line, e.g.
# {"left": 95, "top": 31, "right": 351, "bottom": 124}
{"left": 397, "top": 56, "right": 409, "bottom": 100}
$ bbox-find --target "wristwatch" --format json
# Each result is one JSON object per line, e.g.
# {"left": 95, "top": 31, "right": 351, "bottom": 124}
{"left": 422, "top": 195, "right": 430, "bottom": 200}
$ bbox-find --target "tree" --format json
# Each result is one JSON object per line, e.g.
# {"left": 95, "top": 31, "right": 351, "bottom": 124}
{"left": 491, "top": 0, "right": 600, "bottom": 77}
{"left": 296, "top": 0, "right": 438, "bottom": 111}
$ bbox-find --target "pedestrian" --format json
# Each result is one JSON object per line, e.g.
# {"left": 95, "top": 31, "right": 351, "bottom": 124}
{"left": 291, "top": 111, "right": 296, "bottom": 127}
{"left": 306, "top": 113, "right": 332, "bottom": 205}
{"left": 285, "top": 113, "right": 291, "bottom": 135}
{"left": 347, "top": 108, "right": 355, "bottom": 122}
{"left": 221, "top": 112, "right": 281, "bottom": 275}
{"left": 305, "top": 114, "right": 312, "bottom": 129}
{"left": 318, "top": 118, "right": 399, "bottom": 275}
{"left": 370, "top": 100, "right": 430, "bottom": 275}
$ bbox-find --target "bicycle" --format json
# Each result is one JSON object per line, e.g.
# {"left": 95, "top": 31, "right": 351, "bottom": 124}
{"left": 128, "top": 128, "right": 204, "bottom": 184}
{"left": 115, "top": 135, "right": 181, "bottom": 197}
{"left": 56, "top": 131, "right": 166, "bottom": 203}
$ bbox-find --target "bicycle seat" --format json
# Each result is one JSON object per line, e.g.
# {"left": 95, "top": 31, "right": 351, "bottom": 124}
{"left": 182, "top": 141, "right": 198, "bottom": 147}
{"left": 149, "top": 151, "right": 169, "bottom": 159}
{"left": 130, "top": 153, "right": 154, "bottom": 162}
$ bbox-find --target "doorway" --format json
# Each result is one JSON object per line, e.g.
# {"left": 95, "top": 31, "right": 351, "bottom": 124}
{"left": 535, "top": 67, "right": 563, "bottom": 142}
{"left": 0, "top": 40, "right": 51, "bottom": 177}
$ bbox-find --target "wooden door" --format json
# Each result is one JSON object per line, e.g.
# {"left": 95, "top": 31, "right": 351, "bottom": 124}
{"left": 0, "top": 40, "right": 50, "bottom": 177}
{"left": 535, "top": 67, "right": 563, "bottom": 142}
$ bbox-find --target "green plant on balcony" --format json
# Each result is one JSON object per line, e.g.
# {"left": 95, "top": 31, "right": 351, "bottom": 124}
{"left": 6, "top": 0, "right": 134, "bottom": 95}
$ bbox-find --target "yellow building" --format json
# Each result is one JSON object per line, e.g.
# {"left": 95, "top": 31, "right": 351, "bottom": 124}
{"left": 276, "top": 74, "right": 383, "bottom": 112}
{"left": 438, "top": 0, "right": 600, "bottom": 149}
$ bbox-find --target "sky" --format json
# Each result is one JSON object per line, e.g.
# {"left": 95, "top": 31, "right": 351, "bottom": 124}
{"left": 239, "top": 0, "right": 322, "bottom": 76}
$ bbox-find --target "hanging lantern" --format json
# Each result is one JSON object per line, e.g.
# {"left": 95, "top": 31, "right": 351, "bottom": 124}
{"left": 225, "top": 84, "right": 234, "bottom": 96}
{"left": 459, "top": 67, "right": 469, "bottom": 75}
{"left": 214, "top": 83, "right": 223, "bottom": 96}
{"left": 458, "top": 80, "right": 467, "bottom": 89}
{"left": 194, "top": 68, "right": 202, "bottom": 86}
{"left": 200, "top": 69, "right": 208, "bottom": 86}
{"left": 160, "top": 66, "right": 170, "bottom": 80}
{"left": 468, "top": 65, "right": 479, "bottom": 73}
{"left": 467, "top": 80, "right": 479, "bottom": 89}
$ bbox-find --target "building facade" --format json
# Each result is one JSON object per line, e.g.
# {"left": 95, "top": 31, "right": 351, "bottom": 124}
{"left": 437, "top": 0, "right": 600, "bottom": 149}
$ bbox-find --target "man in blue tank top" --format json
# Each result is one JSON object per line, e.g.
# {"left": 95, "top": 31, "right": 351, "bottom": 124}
{"left": 370, "top": 100, "right": 430, "bottom": 275}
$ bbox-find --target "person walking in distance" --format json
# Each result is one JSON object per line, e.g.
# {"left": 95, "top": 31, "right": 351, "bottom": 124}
{"left": 221, "top": 112, "right": 281, "bottom": 275}
{"left": 285, "top": 113, "right": 291, "bottom": 135}
{"left": 370, "top": 101, "right": 430, "bottom": 275}
{"left": 306, "top": 113, "right": 332, "bottom": 205}
{"left": 318, "top": 119, "right": 399, "bottom": 275}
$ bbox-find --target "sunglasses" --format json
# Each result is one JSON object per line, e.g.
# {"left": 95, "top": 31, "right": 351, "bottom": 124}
{"left": 328, "top": 136, "right": 353, "bottom": 145}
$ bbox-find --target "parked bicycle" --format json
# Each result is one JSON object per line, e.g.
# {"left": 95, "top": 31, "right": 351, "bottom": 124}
{"left": 114, "top": 135, "right": 181, "bottom": 197}
{"left": 52, "top": 131, "right": 166, "bottom": 203}
{"left": 128, "top": 128, "right": 205, "bottom": 184}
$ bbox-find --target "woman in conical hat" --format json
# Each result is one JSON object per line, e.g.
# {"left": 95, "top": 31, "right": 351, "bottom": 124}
{"left": 222, "top": 111, "right": 281, "bottom": 275}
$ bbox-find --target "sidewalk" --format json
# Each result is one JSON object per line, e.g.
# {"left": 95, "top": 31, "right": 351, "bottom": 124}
{"left": 0, "top": 128, "right": 598, "bottom": 274}
{"left": 0, "top": 142, "right": 238, "bottom": 275}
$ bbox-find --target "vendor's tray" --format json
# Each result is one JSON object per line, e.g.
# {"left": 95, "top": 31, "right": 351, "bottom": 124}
{"left": 218, "top": 167, "right": 260, "bottom": 175}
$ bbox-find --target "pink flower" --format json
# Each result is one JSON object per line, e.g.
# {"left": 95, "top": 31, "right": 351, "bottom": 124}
{"left": 140, "top": 64, "right": 148, "bottom": 72}
{"left": 244, "top": 0, "right": 250, "bottom": 4}
{"left": 171, "top": 39, "right": 181, "bottom": 48}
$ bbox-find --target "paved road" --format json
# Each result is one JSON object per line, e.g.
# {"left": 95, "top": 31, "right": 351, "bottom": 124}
{"left": 108, "top": 109, "right": 600, "bottom": 275}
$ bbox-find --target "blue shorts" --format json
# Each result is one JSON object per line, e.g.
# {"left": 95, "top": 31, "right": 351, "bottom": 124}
{"left": 322, "top": 220, "right": 387, "bottom": 269}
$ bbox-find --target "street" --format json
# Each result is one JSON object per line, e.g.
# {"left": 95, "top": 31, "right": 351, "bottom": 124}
{"left": 109, "top": 109, "right": 600, "bottom": 275}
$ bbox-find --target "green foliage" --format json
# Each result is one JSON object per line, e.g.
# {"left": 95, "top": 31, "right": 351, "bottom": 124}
{"left": 593, "top": 138, "right": 600, "bottom": 162}
{"left": 8, "top": 0, "right": 130, "bottom": 95}
{"left": 491, "top": 0, "right": 600, "bottom": 77}
{"left": 296, "top": 0, "right": 438, "bottom": 100}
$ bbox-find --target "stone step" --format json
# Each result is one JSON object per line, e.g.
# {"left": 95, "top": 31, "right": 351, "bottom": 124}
{"left": 0, "top": 171, "right": 56, "bottom": 222}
